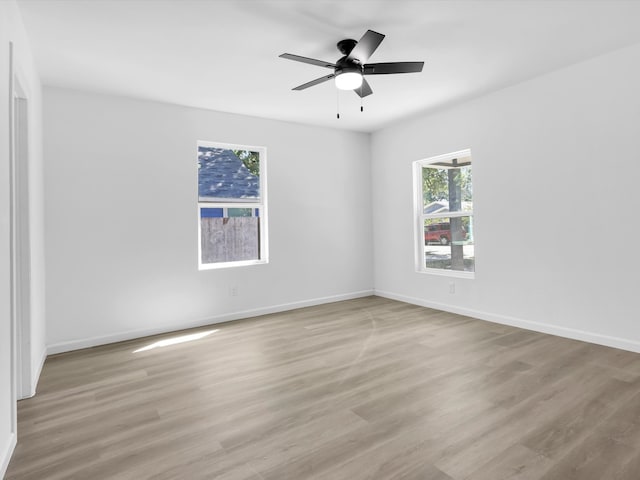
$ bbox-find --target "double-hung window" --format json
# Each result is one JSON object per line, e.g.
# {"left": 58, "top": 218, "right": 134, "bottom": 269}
{"left": 198, "top": 141, "right": 268, "bottom": 269}
{"left": 414, "top": 149, "right": 474, "bottom": 276}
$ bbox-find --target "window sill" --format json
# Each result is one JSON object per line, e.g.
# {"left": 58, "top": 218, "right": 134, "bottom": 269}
{"left": 199, "top": 259, "right": 268, "bottom": 270}
{"left": 417, "top": 268, "right": 475, "bottom": 279}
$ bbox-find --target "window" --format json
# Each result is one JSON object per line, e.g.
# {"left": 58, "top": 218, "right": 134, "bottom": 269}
{"left": 414, "top": 149, "right": 474, "bottom": 276}
{"left": 198, "top": 141, "right": 268, "bottom": 269}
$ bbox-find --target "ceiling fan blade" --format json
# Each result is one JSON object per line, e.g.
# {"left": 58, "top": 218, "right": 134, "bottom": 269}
{"left": 363, "top": 62, "right": 424, "bottom": 75}
{"left": 347, "top": 30, "right": 385, "bottom": 64}
{"left": 292, "top": 74, "right": 336, "bottom": 91}
{"left": 353, "top": 78, "right": 373, "bottom": 98}
{"left": 279, "top": 53, "right": 336, "bottom": 69}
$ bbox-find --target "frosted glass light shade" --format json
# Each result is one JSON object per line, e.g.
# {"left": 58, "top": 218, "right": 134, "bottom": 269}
{"left": 335, "top": 72, "right": 363, "bottom": 90}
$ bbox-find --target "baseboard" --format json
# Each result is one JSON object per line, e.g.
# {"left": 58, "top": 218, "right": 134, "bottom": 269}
{"left": 17, "top": 346, "right": 47, "bottom": 400}
{"left": 0, "top": 432, "right": 16, "bottom": 479}
{"left": 374, "top": 289, "right": 640, "bottom": 354}
{"left": 47, "top": 290, "right": 375, "bottom": 355}
{"left": 31, "top": 347, "right": 47, "bottom": 396}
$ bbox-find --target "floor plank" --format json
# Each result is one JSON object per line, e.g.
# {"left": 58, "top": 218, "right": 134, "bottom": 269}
{"left": 6, "top": 296, "right": 640, "bottom": 479}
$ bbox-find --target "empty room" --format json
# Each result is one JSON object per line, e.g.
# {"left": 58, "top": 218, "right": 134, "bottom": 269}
{"left": 2, "top": 0, "right": 640, "bottom": 478}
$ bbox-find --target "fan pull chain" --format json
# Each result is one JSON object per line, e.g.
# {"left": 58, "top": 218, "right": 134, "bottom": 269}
{"left": 336, "top": 89, "right": 340, "bottom": 119}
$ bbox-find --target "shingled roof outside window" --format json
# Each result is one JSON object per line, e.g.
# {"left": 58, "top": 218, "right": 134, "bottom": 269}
{"left": 198, "top": 147, "right": 260, "bottom": 201}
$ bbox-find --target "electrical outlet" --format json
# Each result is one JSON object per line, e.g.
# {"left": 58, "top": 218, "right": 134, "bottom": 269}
{"left": 449, "top": 282, "right": 455, "bottom": 294}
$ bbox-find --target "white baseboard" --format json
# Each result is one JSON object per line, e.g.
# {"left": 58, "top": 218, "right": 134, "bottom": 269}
{"left": 375, "top": 289, "right": 640, "bottom": 354}
{"left": 1, "top": 432, "right": 16, "bottom": 479}
{"left": 31, "top": 347, "right": 47, "bottom": 395}
{"left": 47, "top": 290, "right": 375, "bottom": 355}
{"left": 17, "top": 346, "right": 47, "bottom": 400}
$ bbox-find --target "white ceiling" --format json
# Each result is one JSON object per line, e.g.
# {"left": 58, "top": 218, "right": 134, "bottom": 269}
{"left": 16, "top": 0, "right": 640, "bottom": 133}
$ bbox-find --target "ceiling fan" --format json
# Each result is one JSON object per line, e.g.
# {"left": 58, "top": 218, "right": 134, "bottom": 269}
{"left": 279, "top": 29, "right": 424, "bottom": 98}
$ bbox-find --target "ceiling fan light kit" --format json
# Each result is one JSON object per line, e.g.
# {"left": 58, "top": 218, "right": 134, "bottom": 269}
{"left": 279, "top": 29, "right": 424, "bottom": 116}
{"left": 335, "top": 71, "right": 363, "bottom": 90}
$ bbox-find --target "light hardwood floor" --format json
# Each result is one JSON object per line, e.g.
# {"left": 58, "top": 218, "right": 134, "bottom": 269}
{"left": 7, "top": 296, "right": 640, "bottom": 479}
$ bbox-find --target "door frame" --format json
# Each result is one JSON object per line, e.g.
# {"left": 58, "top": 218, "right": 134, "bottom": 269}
{"left": 9, "top": 40, "right": 34, "bottom": 411}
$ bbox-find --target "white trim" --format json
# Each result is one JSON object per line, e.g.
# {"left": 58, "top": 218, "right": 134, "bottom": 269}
{"left": 10, "top": 42, "right": 37, "bottom": 406}
{"left": 198, "top": 198, "right": 260, "bottom": 204}
{"left": 416, "top": 268, "right": 475, "bottom": 279}
{"left": 23, "top": 347, "right": 47, "bottom": 399}
{"left": 422, "top": 211, "right": 473, "bottom": 220}
{"left": 8, "top": 39, "right": 18, "bottom": 445}
{"left": 197, "top": 139, "right": 265, "bottom": 154}
{"left": 0, "top": 433, "right": 17, "bottom": 479}
{"left": 417, "top": 149, "right": 472, "bottom": 166}
{"left": 413, "top": 148, "right": 475, "bottom": 278}
{"left": 412, "top": 159, "right": 424, "bottom": 271}
{"left": 197, "top": 142, "right": 268, "bottom": 269}
{"left": 47, "top": 290, "right": 375, "bottom": 355}
{"left": 198, "top": 258, "right": 268, "bottom": 270}
{"left": 374, "top": 290, "right": 640, "bottom": 354}
{"left": 198, "top": 203, "right": 262, "bottom": 210}
{"left": 13, "top": 93, "right": 32, "bottom": 400}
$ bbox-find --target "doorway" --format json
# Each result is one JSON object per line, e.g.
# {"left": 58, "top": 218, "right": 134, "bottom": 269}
{"left": 9, "top": 43, "right": 33, "bottom": 404}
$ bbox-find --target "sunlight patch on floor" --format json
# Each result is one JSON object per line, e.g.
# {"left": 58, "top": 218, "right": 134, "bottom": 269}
{"left": 133, "top": 330, "right": 218, "bottom": 353}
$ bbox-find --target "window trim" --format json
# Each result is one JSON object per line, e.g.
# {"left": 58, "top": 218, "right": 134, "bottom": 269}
{"left": 197, "top": 141, "right": 268, "bottom": 270}
{"left": 413, "top": 149, "right": 474, "bottom": 279}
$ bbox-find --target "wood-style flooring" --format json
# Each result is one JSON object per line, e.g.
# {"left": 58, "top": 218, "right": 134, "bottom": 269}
{"left": 7, "top": 296, "right": 640, "bottom": 479}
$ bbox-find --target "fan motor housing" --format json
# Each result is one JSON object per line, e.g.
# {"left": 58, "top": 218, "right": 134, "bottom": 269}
{"left": 335, "top": 56, "right": 362, "bottom": 76}
{"left": 336, "top": 38, "right": 357, "bottom": 56}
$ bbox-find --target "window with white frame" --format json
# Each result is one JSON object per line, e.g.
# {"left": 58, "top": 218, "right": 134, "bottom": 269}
{"left": 198, "top": 141, "right": 268, "bottom": 269}
{"left": 414, "top": 149, "right": 474, "bottom": 276}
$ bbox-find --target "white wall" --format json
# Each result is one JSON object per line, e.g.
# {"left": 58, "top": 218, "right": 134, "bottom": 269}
{"left": 44, "top": 87, "right": 373, "bottom": 352}
{"left": 41, "top": 42, "right": 640, "bottom": 356}
{"left": 0, "top": 0, "right": 45, "bottom": 475}
{"left": 372, "top": 42, "right": 640, "bottom": 352}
